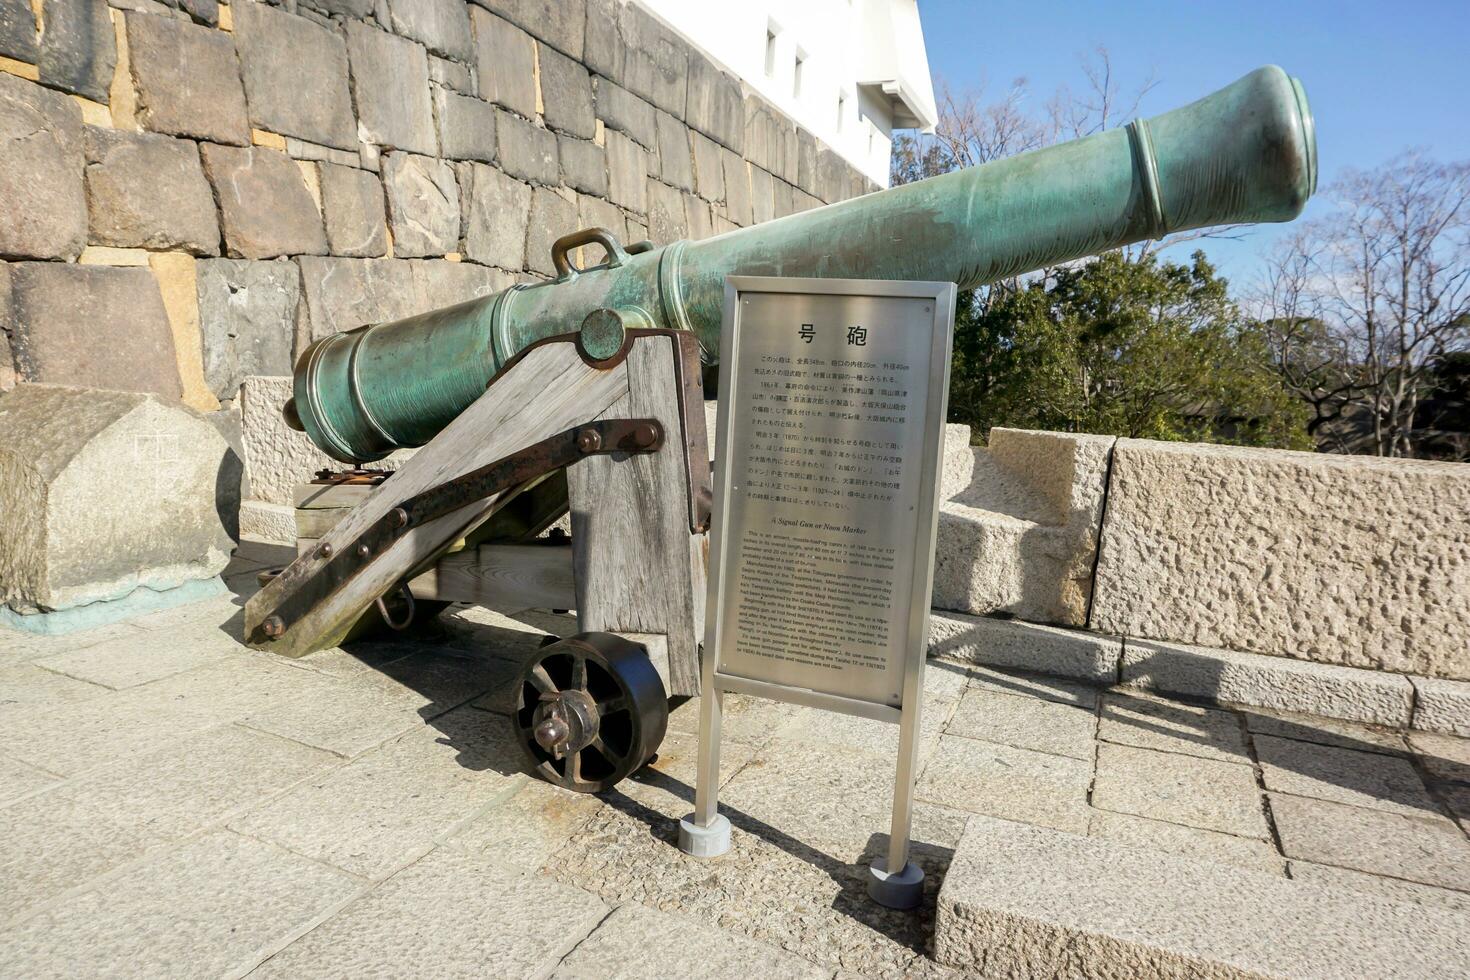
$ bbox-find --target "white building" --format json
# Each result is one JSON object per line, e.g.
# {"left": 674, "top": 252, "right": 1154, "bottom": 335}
{"left": 636, "top": 0, "right": 938, "bottom": 188}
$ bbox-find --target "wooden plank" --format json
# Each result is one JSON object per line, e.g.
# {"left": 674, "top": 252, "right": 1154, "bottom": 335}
{"left": 245, "top": 340, "right": 630, "bottom": 657}
{"left": 410, "top": 543, "right": 575, "bottom": 612}
{"left": 295, "top": 507, "right": 354, "bottom": 539}
{"left": 294, "top": 483, "right": 376, "bottom": 509}
{"left": 567, "top": 334, "right": 707, "bottom": 695}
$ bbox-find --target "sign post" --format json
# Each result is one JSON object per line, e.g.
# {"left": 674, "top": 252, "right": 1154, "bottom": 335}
{"left": 679, "top": 277, "right": 955, "bottom": 910}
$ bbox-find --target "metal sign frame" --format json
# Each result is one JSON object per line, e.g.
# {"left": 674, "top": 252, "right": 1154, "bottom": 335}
{"left": 680, "top": 276, "right": 955, "bottom": 909}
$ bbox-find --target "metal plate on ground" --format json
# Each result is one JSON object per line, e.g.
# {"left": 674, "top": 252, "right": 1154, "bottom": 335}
{"left": 707, "top": 278, "right": 955, "bottom": 710}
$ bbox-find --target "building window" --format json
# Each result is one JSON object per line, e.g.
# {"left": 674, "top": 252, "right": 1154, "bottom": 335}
{"left": 764, "top": 29, "right": 777, "bottom": 77}
{"left": 793, "top": 52, "right": 804, "bottom": 98}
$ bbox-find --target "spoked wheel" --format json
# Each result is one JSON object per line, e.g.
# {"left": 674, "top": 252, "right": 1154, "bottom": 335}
{"left": 512, "top": 632, "right": 668, "bottom": 793}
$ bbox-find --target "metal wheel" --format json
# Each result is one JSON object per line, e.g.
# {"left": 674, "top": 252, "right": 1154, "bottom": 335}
{"left": 512, "top": 632, "right": 667, "bottom": 793}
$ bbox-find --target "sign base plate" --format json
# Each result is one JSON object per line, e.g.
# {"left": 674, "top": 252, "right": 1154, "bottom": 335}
{"left": 678, "top": 812, "right": 732, "bottom": 859}
{"left": 867, "top": 858, "right": 924, "bottom": 909}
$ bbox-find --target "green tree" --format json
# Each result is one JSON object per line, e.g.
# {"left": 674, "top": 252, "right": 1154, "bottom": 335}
{"left": 949, "top": 251, "right": 1311, "bottom": 449}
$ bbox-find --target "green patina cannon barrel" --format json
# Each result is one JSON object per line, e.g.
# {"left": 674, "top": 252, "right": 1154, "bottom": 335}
{"left": 292, "top": 65, "right": 1316, "bottom": 463}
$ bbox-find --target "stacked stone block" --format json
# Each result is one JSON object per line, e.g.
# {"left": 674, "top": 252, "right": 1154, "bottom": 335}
{"left": 0, "top": 0, "right": 874, "bottom": 420}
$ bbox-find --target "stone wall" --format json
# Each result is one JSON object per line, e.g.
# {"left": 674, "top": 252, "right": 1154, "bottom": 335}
{"left": 0, "top": 0, "right": 875, "bottom": 413}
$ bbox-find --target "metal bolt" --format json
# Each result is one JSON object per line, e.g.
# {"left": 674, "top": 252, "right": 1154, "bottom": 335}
{"left": 632, "top": 421, "right": 660, "bottom": 448}
{"left": 317, "top": 542, "right": 334, "bottom": 559}
{"left": 262, "top": 615, "right": 285, "bottom": 638}
{"left": 357, "top": 543, "right": 371, "bottom": 559}
{"left": 389, "top": 507, "right": 410, "bottom": 529}
{"left": 577, "top": 427, "right": 602, "bottom": 453}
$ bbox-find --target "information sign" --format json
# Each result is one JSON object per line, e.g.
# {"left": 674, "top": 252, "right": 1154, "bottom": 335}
{"left": 679, "top": 277, "right": 955, "bottom": 910}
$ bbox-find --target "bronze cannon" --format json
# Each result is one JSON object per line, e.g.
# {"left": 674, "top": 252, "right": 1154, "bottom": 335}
{"left": 287, "top": 65, "right": 1316, "bottom": 464}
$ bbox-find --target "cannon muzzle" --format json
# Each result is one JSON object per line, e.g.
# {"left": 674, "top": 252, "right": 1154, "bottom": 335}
{"left": 293, "top": 65, "right": 1316, "bottom": 462}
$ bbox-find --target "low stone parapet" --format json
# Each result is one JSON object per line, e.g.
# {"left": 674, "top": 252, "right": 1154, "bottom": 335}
{"left": 1091, "top": 439, "right": 1470, "bottom": 680}
{"left": 931, "top": 427, "right": 1114, "bottom": 627}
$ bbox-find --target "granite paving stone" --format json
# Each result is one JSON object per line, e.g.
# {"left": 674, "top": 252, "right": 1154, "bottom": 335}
{"left": 613, "top": 731, "right": 758, "bottom": 819}
{"left": 1270, "top": 792, "right": 1470, "bottom": 891}
{"left": 0, "top": 755, "right": 60, "bottom": 805}
{"left": 0, "top": 663, "right": 108, "bottom": 708}
{"left": 239, "top": 676, "right": 429, "bottom": 758}
{"left": 1438, "top": 782, "right": 1470, "bottom": 832}
{"left": 665, "top": 691, "right": 797, "bottom": 747}
{"left": 0, "top": 795, "right": 168, "bottom": 921}
{"left": 1409, "top": 731, "right": 1470, "bottom": 785}
{"left": 769, "top": 696, "right": 953, "bottom": 768}
{"left": 1097, "top": 692, "right": 1249, "bottom": 763}
{"left": 1245, "top": 706, "right": 1408, "bottom": 755}
{"left": 935, "top": 815, "right": 1470, "bottom": 979}
{"left": 956, "top": 665, "right": 1099, "bottom": 709}
{"left": 552, "top": 902, "right": 830, "bottom": 980}
{"left": 31, "top": 624, "right": 244, "bottom": 689}
{"left": 445, "top": 775, "right": 604, "bottom": 871}
{"left": 248, "top": 847, "right": 606, "bottom": 978}
{"left": 1092, "top": 742, "right": 1268, "bottom": 838}
{"left": 0, "top": 831, "right": 362, "bottom": 978}
{"left": 0, "top": 657, "right": 317, "bottom": 775}
{"left": 1087, "top": 809, "right": 1285, "bottom": 874}
{"left": 544, "top": 779, "right": 962, "bottom": 980}
{"left": 1255, "top": 733, "right": 1442, "bottom": 819}
{"left": 361, "top": 647, "right": 524, "bottom": 717}
{"left": 1289, "top": 860, "right": 1470, "bottom": 914}
{"left": 916, "top": 734, "right": 1093, "bottom": 834}
{"left": 228, "top": 707, "right": 524, "bottom": 877}
{"left": 946, "top": 687, "right": 1096, "bottom": 760}
{"left": 44, "top": 724, "right": 338, "bottom": 838}
{"left": 0, "top": 621, "right": 146, "bottom": 669}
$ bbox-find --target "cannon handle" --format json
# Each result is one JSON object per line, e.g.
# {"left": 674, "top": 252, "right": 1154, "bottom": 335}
{"left": 552, "top": 227, "right": 632, "bottom": 281}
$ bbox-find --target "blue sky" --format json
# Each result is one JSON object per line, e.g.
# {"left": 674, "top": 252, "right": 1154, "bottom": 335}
{"left": 915, "top": 0, "right": 1469, "bottom": 289}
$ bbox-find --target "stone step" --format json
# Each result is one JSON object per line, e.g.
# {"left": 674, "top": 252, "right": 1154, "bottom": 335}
{"left": 936, "top": 815, "right": 1470, "bottom": 979}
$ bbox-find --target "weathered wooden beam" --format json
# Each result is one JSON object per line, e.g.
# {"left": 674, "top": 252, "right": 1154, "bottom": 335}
{"left": 245, "top": 340, "right": 630, "bottom": 657}
{"left": 410, "top": 543, "right": 575, "bottom": 612}
{"left": 567, "top": 333, "right": 708, "bottom": 695}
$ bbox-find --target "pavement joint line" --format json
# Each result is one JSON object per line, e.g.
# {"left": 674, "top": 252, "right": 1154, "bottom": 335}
{"left": 1287, "top": 859, "right": 1470, "bottom": 896}
{"left": 232, "top": 713, "right": 420, "bottom": 761}
{"left": 536, "top": 902, "right": 620, "bottom": 980}
{"left": 1403, "top": 744, "right": 1470, "bottom": 838}
{"left": 218, "top": 834, "right": 443, "bottom": 980}
{"left": 1084, "top": 802, "right": 1285, "bottom": 845}
{"left": 1236, "top": 709, "right": 1286, "bottom": 859}
{"left": 1092, "top": 733, "right": 1257, "bottom": 767}
{"left": 23, "top": 661, "right": 119, "bottom": 692}
{"left": 1264, "top": 787, "right": 1460, "bottom": 828}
